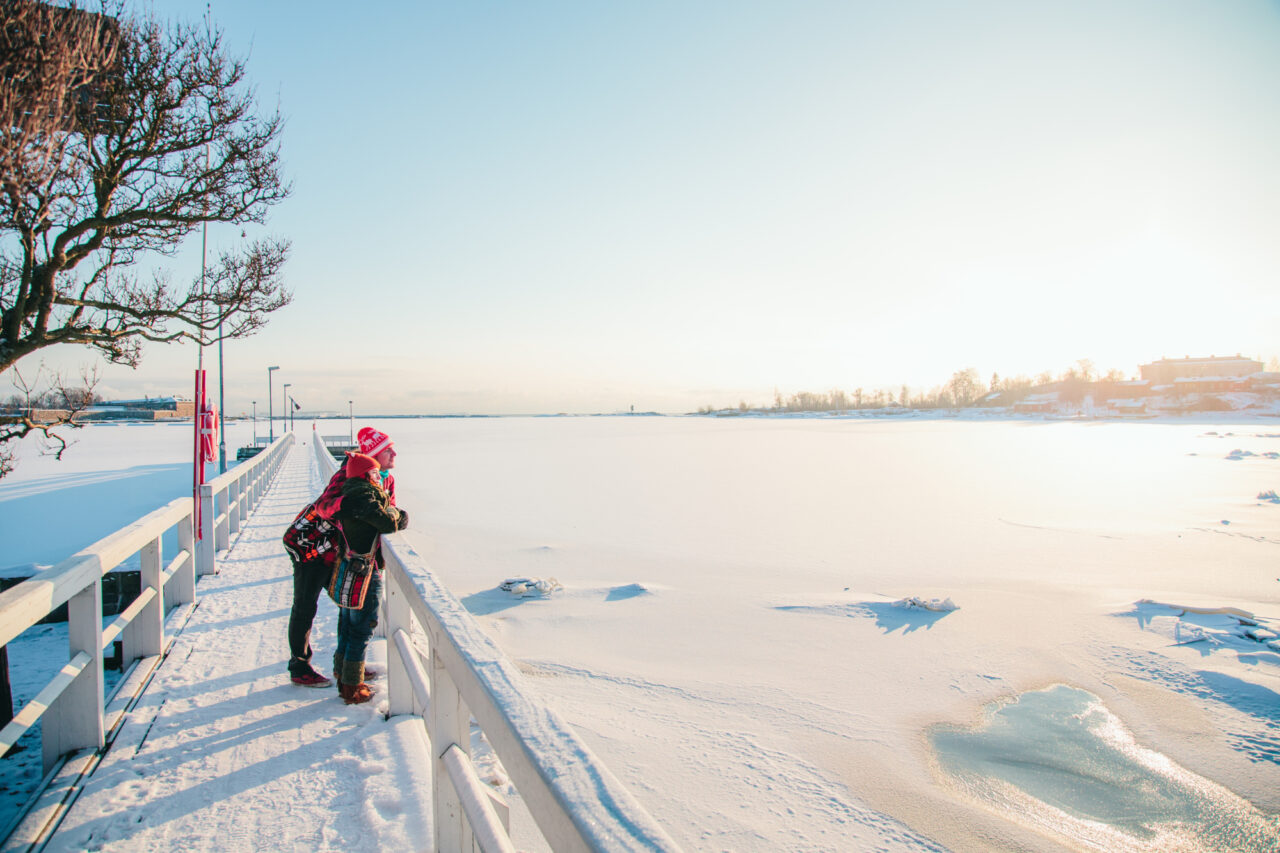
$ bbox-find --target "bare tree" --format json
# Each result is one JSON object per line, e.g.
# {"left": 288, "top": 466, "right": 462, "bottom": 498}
{"left": 947, "top": 367, "right": 982, "bottom": 408}
{"left": 0, "top": 361, "right": 98, "bottom": 476}
{"left": 0, "top": 1, "right": 120, "bottom": 206}
{"left": 0, "top": 2, "right": 291, "bottom": 474}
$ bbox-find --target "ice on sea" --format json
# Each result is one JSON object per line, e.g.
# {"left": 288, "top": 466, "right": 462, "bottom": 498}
{"left": 1226, "top": 448, "right": 1280, "bottom": 460}
{"left": 892, "top": 596, "right": 958, "bottom": 612}
{"left": 499, "top": 576, "right": 563, "bottom": 597}
{"left": 1125, "top": 600, "right": 1280, "bottom": 659}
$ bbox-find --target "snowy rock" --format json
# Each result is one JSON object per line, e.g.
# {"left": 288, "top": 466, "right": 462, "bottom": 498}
{"left": 1130, "top": 601, "right": 1279, "bottom": 656}
{"left": 892, "top": 596, "right": 957, "bottom": 612}
{"left": 499, "top": 577, "right": 563, "bottom": 597}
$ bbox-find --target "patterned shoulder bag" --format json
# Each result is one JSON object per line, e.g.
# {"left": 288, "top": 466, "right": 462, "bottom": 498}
{"left": 327, "top": 527, "right": 376, "bottom": 609}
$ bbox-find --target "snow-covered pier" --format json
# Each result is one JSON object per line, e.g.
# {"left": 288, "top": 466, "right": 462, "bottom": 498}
{"left": 0, "top": 438, "right": 678, "bottom": 852}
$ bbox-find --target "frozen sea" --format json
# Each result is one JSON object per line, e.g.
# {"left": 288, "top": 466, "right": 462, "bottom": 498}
{"left": 1, "top": 415, "right": 1278, "bottom": 851}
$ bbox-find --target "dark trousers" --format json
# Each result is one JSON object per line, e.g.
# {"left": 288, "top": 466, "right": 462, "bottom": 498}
{"left": 287, "top": 559, "right": 331, "bottom": 675}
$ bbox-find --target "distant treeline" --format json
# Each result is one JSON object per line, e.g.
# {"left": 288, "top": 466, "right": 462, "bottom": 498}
{"left": 699, "top": 360, "right": 1132, "bottom": 414}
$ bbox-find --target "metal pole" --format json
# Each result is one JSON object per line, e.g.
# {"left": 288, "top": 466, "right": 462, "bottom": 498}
{"left": 348, "top": 400, "right": 353, "bottom": 442}
{"left": 282, "top": 383, "right": 291, "bottom": 433}
{"left": 201, "top": 143, "right": 226, "bottom": 473}
{"left": 252, "top": 401, "right": 256, "bottom": 443}
{"left": 217, "top": 341, "right": 226, "bottom": 471}
{"left": 267, "top": 366, "right": 279, "bottom": 441}
{"left": 289, "top": 395, "right": 295, "bottom": 432}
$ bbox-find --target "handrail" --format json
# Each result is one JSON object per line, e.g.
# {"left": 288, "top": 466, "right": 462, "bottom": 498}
{"left": 0, "top": 431, "right": 293, "bottom": 783}
{"left": 311, "top": 436, "right": 681, "bottom": 852}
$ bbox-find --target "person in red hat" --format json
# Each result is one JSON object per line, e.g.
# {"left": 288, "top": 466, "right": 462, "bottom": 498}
{"left": 283, "top": 426, "right": 405, "bottom": 687}
{"left": 329, "top": 449, "right": 406, "bottom": 703}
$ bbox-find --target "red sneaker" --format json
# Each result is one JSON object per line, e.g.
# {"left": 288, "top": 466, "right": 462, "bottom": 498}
{"left": 291, "top": 669, "right": 333, "bottom": 688}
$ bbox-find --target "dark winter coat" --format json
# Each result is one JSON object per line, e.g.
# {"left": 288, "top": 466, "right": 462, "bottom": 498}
{"left": 334, "top": 475, "right": 407, "bottom": 570}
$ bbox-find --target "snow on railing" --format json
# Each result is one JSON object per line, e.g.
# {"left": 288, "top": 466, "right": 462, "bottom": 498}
{"left": 0, "top": 433, "right": 292, "bottom": 805}
{"left": 311, "top": 439, "right": 681, "bottom": 853}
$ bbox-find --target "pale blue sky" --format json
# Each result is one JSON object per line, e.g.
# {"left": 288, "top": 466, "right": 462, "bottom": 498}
{"left": 18, "top": 0, "right": 1280, "bottom": 414}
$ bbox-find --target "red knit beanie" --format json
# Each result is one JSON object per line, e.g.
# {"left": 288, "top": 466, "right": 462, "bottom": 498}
{"left": 344, "top": 452, "right": 380, "bottom": 481}
{"left": 357, "top": 427, "right": 392, "bottom": 457}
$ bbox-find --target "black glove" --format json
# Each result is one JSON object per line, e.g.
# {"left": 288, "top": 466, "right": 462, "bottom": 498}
{"left": 395, "top": 508, "right": 409, "bottom": 531}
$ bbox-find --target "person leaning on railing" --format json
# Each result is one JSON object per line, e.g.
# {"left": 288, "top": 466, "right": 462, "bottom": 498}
{"left": 283, "top": 427, "right": 404, "bottom": 689}
{"left": 330, "top": 443, "right": 408, "bottom": 704}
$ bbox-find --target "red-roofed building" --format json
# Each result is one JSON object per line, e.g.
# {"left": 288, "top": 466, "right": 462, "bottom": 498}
{"left": 1139, "top": 355, "right": 1262, "bottom": 386}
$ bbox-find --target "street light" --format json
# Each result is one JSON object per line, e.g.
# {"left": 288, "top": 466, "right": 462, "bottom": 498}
{"left": 348, "top": 400, "right": 353, "bottom": 442}
{"left": 252, "top": 401, "right": 257, "bottom": 444}
{"left": 282, "top": 383, "right": 291, "bottom": 433}
{"left": 267, "top": 366, "right": 279, "bottom": 442}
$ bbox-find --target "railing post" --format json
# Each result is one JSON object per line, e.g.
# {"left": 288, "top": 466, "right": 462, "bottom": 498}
{"left": 386, "top": 572, "right": 413, "bottom": 718}
{"left": 173, "top": 508, "right": 196, "bottom": 607}
{"left": 228, "top": 478, "right": 241, "bottom": 537}
{"left": 199, "top": 483, "right": 216, "bottom": 575}
{"left": 432, "top": 646, "right": 474, "bottom": 853}
{"left": 215, "top": 486, "right": 230, "bottom": 552}
{"left": 42, "top": 581, "right": 104, "bottom": 775}
{"left": 138, "top": 536, "right": 164, "bottom": 657}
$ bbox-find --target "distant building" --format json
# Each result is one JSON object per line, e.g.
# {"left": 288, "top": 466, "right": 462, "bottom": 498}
{"left": 1139, "top": 355, "right": 1262, "bottom": 385}
{"left": 27, "top": 408, "right": 72, "bottom": 424}
{"left": 1013, "top": 394, "right": 1058, "bottom": 414}
{"left": 78, "top": 396, "right": 195, "bottom": 421}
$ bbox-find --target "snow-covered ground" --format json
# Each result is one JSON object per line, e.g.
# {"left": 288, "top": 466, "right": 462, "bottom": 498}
{"left": 2, "top": 416, "right": 1278, "bottom": 850}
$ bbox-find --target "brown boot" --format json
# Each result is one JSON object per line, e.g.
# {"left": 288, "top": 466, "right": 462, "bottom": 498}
{"left": 339, "top": 681, "right": 374, "bottom": 704}
{"left": 338, "top": 659, "right": 373, "bottom": 704}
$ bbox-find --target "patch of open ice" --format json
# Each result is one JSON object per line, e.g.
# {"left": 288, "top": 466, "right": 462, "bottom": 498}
{"left": 931, "top": 685, "right": 1280, "bottom": 851}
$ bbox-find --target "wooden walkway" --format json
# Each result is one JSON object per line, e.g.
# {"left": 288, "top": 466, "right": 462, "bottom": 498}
{"left": 36, "top": 444, "right": 435, "bottom": 852}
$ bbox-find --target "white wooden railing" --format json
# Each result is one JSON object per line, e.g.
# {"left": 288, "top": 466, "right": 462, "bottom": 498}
{"left": 312, "top": 439, "right": 681, "bottom": 853}
{"left": 0, "top": 433, "right": 292, "bottom": 786}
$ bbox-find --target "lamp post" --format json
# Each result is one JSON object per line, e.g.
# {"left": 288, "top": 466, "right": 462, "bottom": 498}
{"left": 348, "top": 400, "right": 353, "bottom": 442}
{"left": 267, "top": 366, "right": 279, "bottom": 441}
{"left": 282, "top": 383, "right": 291, "bottom": 433}
{"left": 252, "top": 401, "right": 257, "bottom": 444}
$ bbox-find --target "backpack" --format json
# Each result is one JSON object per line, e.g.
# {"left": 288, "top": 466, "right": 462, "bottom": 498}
{"left": 282, "top": 502, "right": 341, "bottom": 567}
